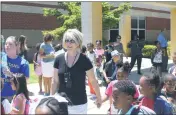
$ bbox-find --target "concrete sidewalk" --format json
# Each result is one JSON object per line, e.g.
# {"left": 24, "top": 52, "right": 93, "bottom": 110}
{"left": 27, "top": 58, "right": 174, "bottom": 114}
{"left": 28, "top": 83, "right": 109, "bottom": 114}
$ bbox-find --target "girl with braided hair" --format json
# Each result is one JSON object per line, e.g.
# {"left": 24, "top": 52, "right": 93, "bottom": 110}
{"left": 35, "top": 93, "right": 70, "bottom": 115}
{"left": 139, "top": 73, "right": 173, "bottom": 114}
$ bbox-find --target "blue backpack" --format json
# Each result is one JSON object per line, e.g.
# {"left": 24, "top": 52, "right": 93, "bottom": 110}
{"left": 154, "top": 96, "right": 173, "bottom": 114}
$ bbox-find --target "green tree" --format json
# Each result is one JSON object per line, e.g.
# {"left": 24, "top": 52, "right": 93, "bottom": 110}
{"left": 43, "top": 2, "right": 131, "bottom": 40}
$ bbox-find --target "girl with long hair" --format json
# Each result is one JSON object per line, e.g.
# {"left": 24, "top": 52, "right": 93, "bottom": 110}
{"left": 10, "top": 74, "right": 30, "bottom": 114}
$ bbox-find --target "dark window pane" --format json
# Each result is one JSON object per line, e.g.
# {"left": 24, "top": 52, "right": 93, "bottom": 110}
{"left": 139, "top": 20, "right": 145, "bottom": 29}
{"left": 131, "top": 18, "right": 137, "bottom": 28}
{"left": 131, "top": 30, "right": 137, "bottom": 40}
{"left": 110, "top": 30, "right": 119, "bottom": 42}
{"left": 139, "top": 30, "right": 145, "bottom": 40}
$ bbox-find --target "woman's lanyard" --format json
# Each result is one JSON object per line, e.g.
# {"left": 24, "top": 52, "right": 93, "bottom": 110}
{"left": 66, "top": 53, "right": 78, "bottom": 68}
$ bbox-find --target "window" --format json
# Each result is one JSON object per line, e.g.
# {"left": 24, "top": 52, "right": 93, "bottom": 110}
{"left": 131, "top": 16, "right": 146, "bottom": 40}
{"left": 131, "top": 30, "right": 137, "bottom": 40}
{"left": 110, "top": 29, "right": 119, "bottom": 42}
{"left": 131, "top": 17, "right": 137, "bottom": 28}
{"left": 109, "top": 16, "right": 146, "bottom": 42}
{"left": 139, "top": 30, "right": 145, "bottom": 40}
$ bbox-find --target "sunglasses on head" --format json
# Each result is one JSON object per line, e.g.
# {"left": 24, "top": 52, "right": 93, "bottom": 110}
{"left": 65, "top": 39, "right": 76, "bottom": 44}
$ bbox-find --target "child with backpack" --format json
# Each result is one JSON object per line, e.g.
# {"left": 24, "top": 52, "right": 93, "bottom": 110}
{"left": 1, "top": 78, "right": 12, "bottom": 114}
{"left": 10, "top": 74, "right": 30, "bottom": 114}
{"left": 112, "top": 80, "right": 156, "bottom": 115}
{"left": 151, "top": 41, "right": 164, "bottom": 78}
{"left": 101, "top": 62, "right": 140, "bottom": 114}
{"left": 139, "top": 73, "right": 173, "bottom": 114}
{"left": 33, "top": 43, "right": 43, "bottom": 95}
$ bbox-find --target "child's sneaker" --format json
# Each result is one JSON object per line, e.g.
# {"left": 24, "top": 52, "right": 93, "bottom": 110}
{"left": 90, "top": 94, "right": 97, "bottom": 101}
{"left": 38, "top": 91, "right": 44, "bottom": 95}
{"left": 44, "top": 92, "right": 50, "bottom": 96}
{"left": 44, "top": 93, "right": 48, "bottom": 96}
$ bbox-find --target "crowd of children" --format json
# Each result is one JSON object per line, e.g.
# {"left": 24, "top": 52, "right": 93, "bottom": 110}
{"left": 1, "top": 32, "right": 176, "bottom": 114}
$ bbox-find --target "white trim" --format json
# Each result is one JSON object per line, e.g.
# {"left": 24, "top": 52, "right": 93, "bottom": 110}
{"left": 109, "top": 29, "right": 119, "bottom": 30}
{"left": 108, "top": 2, "right": 171, "bottom": 12}
{"left": 81, "top": 2, "right": 93, "bottom": 45}
{"left": 1, "top": 4, "right": 68, "bottom": 14}
{"left": 130, "top": 9, "right": 170, "bottom": 19}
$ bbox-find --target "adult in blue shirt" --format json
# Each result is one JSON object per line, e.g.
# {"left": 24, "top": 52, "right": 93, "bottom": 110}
{"left": 1, "top": 36, "right": 29, "bottom": 102}
{"left": 157, "top": 29, "right": 168, "bottom": 72}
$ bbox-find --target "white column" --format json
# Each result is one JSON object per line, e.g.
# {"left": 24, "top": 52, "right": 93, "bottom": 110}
{"left": 81, "top": 2, "right": 93, "bottom": 46}
{"left": 81, "top": 2, "right": 102, "bottom": 46}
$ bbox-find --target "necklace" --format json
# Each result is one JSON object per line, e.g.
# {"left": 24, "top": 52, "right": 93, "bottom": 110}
{"left": 67, "top": 53, "right": 78, "bottom": 68}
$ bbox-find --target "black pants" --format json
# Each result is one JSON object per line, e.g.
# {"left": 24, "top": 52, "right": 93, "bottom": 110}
{"left": 162, "top": 47, "right": 168, "bottom": 72}
{"left": 162, "top": 55, "right": 168, "bottom": 72}
{"left": 153, "top": 64, "right": 162, "bottom": 78}
{"left": 130, "top": 55, "right": 142, "bottom": 72}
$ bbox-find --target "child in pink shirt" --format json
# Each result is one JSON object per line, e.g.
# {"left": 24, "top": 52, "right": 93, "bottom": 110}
{"left": 10, "top": 74, "right": 30, "bottom": 114}
{"left": 102, "top": 62, "right": 140, "bottom": 114}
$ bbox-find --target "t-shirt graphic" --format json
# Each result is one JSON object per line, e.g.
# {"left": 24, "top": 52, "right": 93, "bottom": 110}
{"left": 1, "top": 55, "right": 29, "bottom": 97}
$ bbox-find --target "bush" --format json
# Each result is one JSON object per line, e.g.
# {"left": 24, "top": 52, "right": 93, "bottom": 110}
{"left": 142, "top": 45, "right": 156, "bottom": 58}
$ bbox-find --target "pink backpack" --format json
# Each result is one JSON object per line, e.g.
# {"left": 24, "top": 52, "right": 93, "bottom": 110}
{"left": 24, "top": 98, "right": 38, "bottom": 114}
{"left": 24, "top": 100, "right": 30, "bottom": 115}
{"left": 12, "top": 94, "right": 38, "bottom": 115}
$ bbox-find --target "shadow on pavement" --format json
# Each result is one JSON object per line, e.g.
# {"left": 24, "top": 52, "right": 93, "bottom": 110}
{"left": 129, "top": 63, "right": 174, "bottom": 85}
{"left": 29, "top": 91, "right": 34, "bottom": 96}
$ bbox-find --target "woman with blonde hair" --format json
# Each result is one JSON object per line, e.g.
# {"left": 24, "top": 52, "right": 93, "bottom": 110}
{"left": 51, "top": 29, "right": 102, "bottom": 114}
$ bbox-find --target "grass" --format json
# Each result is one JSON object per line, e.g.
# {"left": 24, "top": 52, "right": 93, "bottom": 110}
{"left": 28, "top": 64, "right": 38, "bottom": 84}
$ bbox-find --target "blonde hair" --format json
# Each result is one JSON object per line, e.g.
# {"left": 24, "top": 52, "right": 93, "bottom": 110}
{"left": 6, "top": 36, "right": 18, "bottom": 55}
{"left": 62, "top": 29, "right": 83, "bottom": 50}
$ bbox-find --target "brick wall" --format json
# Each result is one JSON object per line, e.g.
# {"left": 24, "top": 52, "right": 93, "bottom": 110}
{"left": 1, "top": 11, "right": 60, "bottom": 30}
{"left": 146, "top": 17, "right": 170, "bottom": 30}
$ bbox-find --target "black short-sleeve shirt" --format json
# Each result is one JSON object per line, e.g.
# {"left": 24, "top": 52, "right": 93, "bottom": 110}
{"left": 104, "top": 60, "right": 115, "bottom": 77}
{"left": 54, "top": 53, "right": 93, "bottom": 105}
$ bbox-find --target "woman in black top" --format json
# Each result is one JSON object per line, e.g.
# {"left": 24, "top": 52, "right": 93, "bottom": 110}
{"left": 51, "top": 29, "right": 102, "bottom": 114}
{"left": 17, "top": 35, "right": 28, "bottom": 60}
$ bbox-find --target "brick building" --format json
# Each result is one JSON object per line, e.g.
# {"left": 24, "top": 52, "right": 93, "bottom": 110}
{"left": 105, "top": 2, "right": 170, "bottom": 42}
{"left": 1, "top": 1, "right": 171, "bottom": 61}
